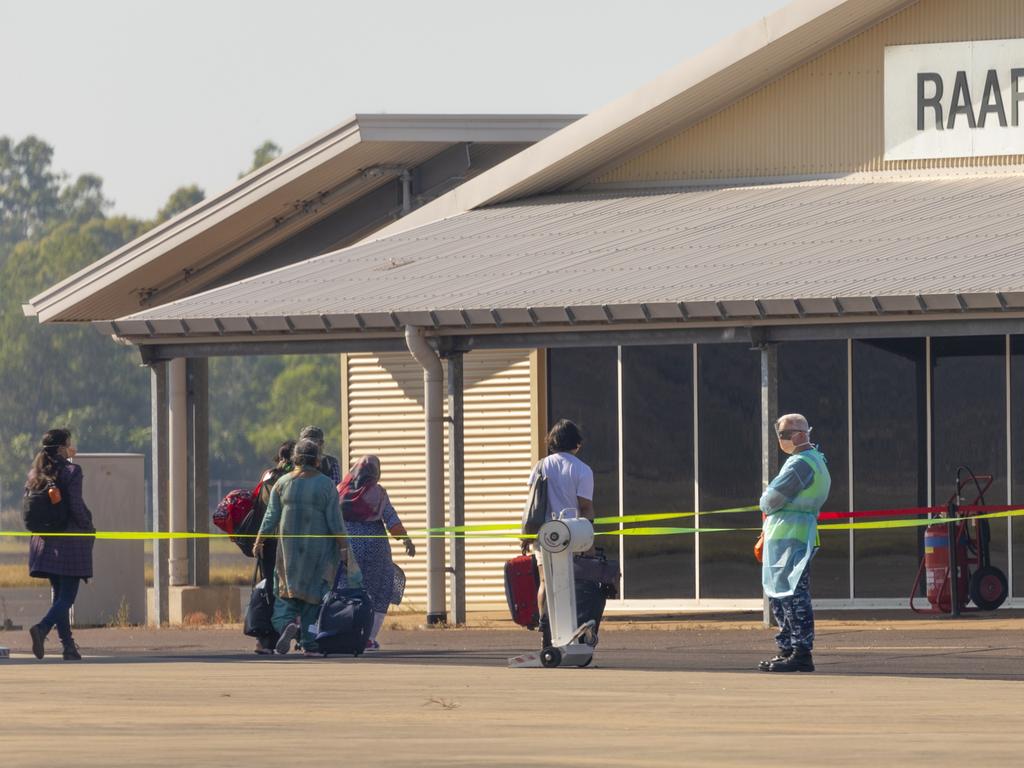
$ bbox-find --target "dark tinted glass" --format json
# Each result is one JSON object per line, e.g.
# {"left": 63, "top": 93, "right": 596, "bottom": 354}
{"left": 547, "top": 347, "right": 619, "bottom": 525}
{"left": 779, "top": 341, "right": 849, "bottom": 599}
{"left": 1011, "top": 336, "right": 1024, "bottom": 596}
{"left": 931, "top": 336, "right": 1008, "bottom": 583}
{"left": 697, "top": 344, "right": 762, "bottom": 598}
{"left": 852, "top": 339, "right": 927, "bottom": 597}
{"left": 621, "top": 345, "right": 695, "bottom": 598}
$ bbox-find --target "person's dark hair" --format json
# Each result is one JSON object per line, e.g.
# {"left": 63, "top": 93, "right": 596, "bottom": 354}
{"left": 546, "top": 419, "right": 583, "bottom": 454}
{"left": 27, "top": 428, "right": 72, "bottom": 491}
{"left": 276, "top": 440, "right": 296, "bottom": 466}
{"left": 292, "top": 438, "right": 320, "bottom": 468}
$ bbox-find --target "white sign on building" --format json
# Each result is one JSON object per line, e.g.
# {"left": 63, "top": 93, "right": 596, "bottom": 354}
{"left": 884, "top": 39, "right": 1024, "bottom": 161}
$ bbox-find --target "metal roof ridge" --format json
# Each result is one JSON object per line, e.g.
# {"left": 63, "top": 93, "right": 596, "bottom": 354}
{"left": 26, "top": 113, "right": 582, "bottom": 322}
{"left": 366, "top": 0, "right": 916, "bottom": 242}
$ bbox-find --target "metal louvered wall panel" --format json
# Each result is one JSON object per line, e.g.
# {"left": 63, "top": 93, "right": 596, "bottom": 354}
{"left": 591, "top": 0, "right": 1024, "bottom": 185}
{"left": 344, "top": 350, "right": 534, "bottom": 611}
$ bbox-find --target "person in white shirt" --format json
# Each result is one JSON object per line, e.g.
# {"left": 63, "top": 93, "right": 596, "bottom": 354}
{"left": 525, "top": 419, "right": 595, "bottom": 648}
{"left": 526, "top": 419, "right": 595, "bottom": 528}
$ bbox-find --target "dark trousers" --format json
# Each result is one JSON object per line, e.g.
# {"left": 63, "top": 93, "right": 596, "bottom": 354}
{"left": 40, "top": 575, "right": 81, "bottom": 643}
{"left": 257, "top": 540, "right": 279, "bottom": 648}
{"left": 769, "top": 565, "right": 814, "bottom": 653}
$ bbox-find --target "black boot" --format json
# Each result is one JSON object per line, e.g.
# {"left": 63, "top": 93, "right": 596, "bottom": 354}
{"left": 768, "top": 650, "right": 814, "bottom": 672}
{"left": 757, "top": 649, "right": 792, "bottom": 671}
{"left": 29, "top": 624, "right": 46, "bottom": 659}
{"left": 62, "top": 640, "right": 82, "bottom": 661}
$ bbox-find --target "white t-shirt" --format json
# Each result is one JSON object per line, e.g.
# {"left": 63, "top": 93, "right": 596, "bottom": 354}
{"left": 527, "top": 452, "right": 594, "bottom": 521}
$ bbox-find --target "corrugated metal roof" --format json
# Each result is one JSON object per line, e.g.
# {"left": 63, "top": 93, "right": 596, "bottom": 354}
{"left": 107, "top": 174, "right": 1024, "bottom": 341}
{"left": 371, "top": 0, "right": 919, "bottom": 240}
{"left": 25, "top": 114, "right": 579, "bottom": 323}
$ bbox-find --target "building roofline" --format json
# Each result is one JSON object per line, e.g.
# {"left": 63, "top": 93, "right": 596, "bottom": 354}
{"left": 369, "top": 0, "right": 917, "bottom": 241}
{"left": 26, "top": 113, "right": 580, "bottom": 322}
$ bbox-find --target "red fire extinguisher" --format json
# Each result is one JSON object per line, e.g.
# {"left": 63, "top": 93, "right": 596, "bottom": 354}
{"left": 923, "top": 523, "right": 968, "bottom": 613}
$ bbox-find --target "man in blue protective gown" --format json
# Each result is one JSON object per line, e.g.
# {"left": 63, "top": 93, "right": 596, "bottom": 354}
{"left": 758, "top": 413, "right": 831, "bottom": 673}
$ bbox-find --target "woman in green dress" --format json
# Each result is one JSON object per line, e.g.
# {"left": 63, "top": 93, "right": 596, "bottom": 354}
{"left": 253, "top": 438, "right": 362, "bottom": 654}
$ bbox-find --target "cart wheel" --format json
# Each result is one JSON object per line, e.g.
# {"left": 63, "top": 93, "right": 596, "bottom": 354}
{"left": 540, "top": 647, "right": 562, "bottom": 668}
{"left": 969, "top": 565, "right": 1008, "bottom": 611}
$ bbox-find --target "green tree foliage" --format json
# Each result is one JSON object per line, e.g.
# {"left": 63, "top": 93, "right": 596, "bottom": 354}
{"left": 155, "top": 184, "right": 205, "bottom": 224}
{"left": 0, "top": 216, "right": 151, "bottom": 483}
{"left": 240, "top": 140, "right": 282, "bottom": 177}
{"left": 0, "top": 134, "right": 343, "bottom": 508}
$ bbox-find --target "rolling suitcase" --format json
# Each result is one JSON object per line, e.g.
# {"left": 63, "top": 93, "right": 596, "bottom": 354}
{"left": 504, "top": 554, "right": 540, "bottom": 629}
{"left": 313, "top": 565, "right": 374, "bottom": 656}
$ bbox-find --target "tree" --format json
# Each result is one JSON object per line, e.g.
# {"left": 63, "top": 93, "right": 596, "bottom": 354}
{"left": 155, "top": 184, "right": 205, "bottom": 224}
{"left": 0, "top": 136, "right": 110, "bottom": 268}
{"left": 240, "top": 140, "right": 281, "bottom": 177}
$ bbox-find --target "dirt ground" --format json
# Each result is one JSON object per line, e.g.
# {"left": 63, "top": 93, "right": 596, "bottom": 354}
{"left": 1, "top": 615, "right": 1022, "bottom": 766}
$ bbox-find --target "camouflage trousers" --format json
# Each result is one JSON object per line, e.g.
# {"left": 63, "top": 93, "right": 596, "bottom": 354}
{"left": 768, "top": 565, "right": 814, "bottom": 653}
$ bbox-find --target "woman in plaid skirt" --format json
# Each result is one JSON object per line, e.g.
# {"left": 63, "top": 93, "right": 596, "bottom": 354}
{"left": 26, "top": 428, "right": 95, "bottom": 661}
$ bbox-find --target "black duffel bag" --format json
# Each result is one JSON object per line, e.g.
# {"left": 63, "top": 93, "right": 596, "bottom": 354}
{"left": 243, "top": 561, "right": 275, "bottom": 639}
{"left": 313, "top": 565, "right": 374, "bottom": 656}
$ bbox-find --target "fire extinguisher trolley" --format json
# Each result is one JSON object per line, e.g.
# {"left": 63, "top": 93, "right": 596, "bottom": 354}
{"left": 910, "top": 470, "right": 1009, "bottom": 614}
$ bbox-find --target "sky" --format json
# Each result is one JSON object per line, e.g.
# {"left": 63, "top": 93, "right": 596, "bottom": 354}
{"left": 3, "top": 0, "right": 787, "bottom": 219}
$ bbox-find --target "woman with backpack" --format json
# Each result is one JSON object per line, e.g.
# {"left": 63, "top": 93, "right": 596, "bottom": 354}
{"left": 338, "top": 455, "right": 416, "bottom": 650}
{"left": 252, "top": 438, "right": 362, "bottom": 655}
{"left": 25, "top": 428, "right": 95, "bottom": 661}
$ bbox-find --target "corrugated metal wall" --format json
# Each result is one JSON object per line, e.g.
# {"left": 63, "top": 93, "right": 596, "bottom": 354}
{"left": 590, "top": 0, "right": 1024, "bottom": 184}
{"left": 344, "top": 350, "right": 534, "bottom": 611}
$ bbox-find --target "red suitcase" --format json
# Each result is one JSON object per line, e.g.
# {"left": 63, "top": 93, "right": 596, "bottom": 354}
{"left": 504, "top": 554, "right": 540, "bottom": 629}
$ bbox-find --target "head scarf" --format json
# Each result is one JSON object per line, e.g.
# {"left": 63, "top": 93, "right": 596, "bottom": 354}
{"left": 338, "top": 455, "right": 388, "bottom": 522}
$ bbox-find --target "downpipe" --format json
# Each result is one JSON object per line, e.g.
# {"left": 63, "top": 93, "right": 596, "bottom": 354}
{"left": 404, "top": 326, "right": 447, "bottom": 624}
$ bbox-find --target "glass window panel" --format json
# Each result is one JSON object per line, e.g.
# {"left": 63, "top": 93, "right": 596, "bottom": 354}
{"left": 931, "top": 336, "right": 1008, "bottom": 587}
{"left": 1010, "top": 336, "right": 1024, "bottom": 597}
{"left": 852, "top": 339, "right": 927, "bottom": 598}
{"left": 697, "top": 344, "right": 762, "bottom": 599}
{"left": 547, "top": 346, "right": 619, "bottom": 528}
{"left": 621, "top": 345, "right": 695, "bottom": 599}
{"left": 778, "top": 341, "right": 849, "bottom": 599}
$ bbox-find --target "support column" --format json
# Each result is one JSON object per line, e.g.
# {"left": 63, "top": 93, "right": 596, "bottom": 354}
{"left": 167, "top": 358, "right": 189, "bottom": 586}
{"left": 760, "top": 343, "right": 780, "bottom": 628}
{"left": 188, "top": 358, "right": 210, "bottom": 586}
{"left": 446, "top": 352, "right": 466, "bottom": 626}
{"left": 150, "top": 363, "right": 169, "bottom": 626}
{"left": 405, "top": 326, "right": 447, "bottom": 625}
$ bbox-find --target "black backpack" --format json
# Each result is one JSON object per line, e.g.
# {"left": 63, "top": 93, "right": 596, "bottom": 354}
{"left": 22, "top": 480, "right": 70, "bottom": 533}
{"left": 232, "top": 466, "right": 290, "bottom": 557}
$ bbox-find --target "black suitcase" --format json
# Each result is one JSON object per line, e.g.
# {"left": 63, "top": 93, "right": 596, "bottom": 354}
{"left": 313, "top": 566, "right": 374, "bottom": 656}
{"left": 243, "top": 561, "right": 275, "bottom": 639}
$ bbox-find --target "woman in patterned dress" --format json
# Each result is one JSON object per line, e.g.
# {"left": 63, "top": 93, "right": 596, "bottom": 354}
{"left": 337, "top": 455, "right": 416, "bottom": 650}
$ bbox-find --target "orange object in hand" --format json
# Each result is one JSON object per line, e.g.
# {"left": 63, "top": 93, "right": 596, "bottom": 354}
{"left": 753, "top": 532, "right": 764, "bottom": 563}
{"left": 47, "top": 485, "right": 62, "bottom": 504}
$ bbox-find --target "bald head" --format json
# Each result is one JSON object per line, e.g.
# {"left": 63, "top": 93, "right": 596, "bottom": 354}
{"left": 775, "top": 414, "right": 809, "bottom": 433}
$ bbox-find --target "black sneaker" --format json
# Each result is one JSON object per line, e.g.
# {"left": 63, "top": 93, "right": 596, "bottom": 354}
{"left": 768, "top": 651, "right": 814, "bottom": 673}
{"left": 62, "top": 642, "right": 82, "bottom": 661}
{"left": 757, "top": 649, "right": 792, "bottom": 671}
{"left": 275, "top": 621, "right": 300, "bottom": 655}
{"left": 29, "top": 624, "right": 46, "bottom": 660}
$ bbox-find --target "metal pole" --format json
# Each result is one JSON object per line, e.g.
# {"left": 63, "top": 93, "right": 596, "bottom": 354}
{"left": 405, "top": 327, "right": 447, "bottom": 625}
{"left": 168, "top": 358, "right": 189, "bottom": 586}
{"left": 760, "top": 344, "right": 779, "bottom": 629}
{"left": 150, "top": 363, "right": 169, "bottom": 626}
{"left": 446, "top": 352, "right": 466, "bottom": 625}
{"left": 189, "top": 358, "right": 210, "bottom": 586}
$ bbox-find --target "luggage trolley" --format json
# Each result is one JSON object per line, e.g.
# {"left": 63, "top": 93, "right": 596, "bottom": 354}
{"left": 910, "top": 469, "right": 1009, "bottom": 614}
{"left": 509, "top": 517, "right": 598, "bottom": 668}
